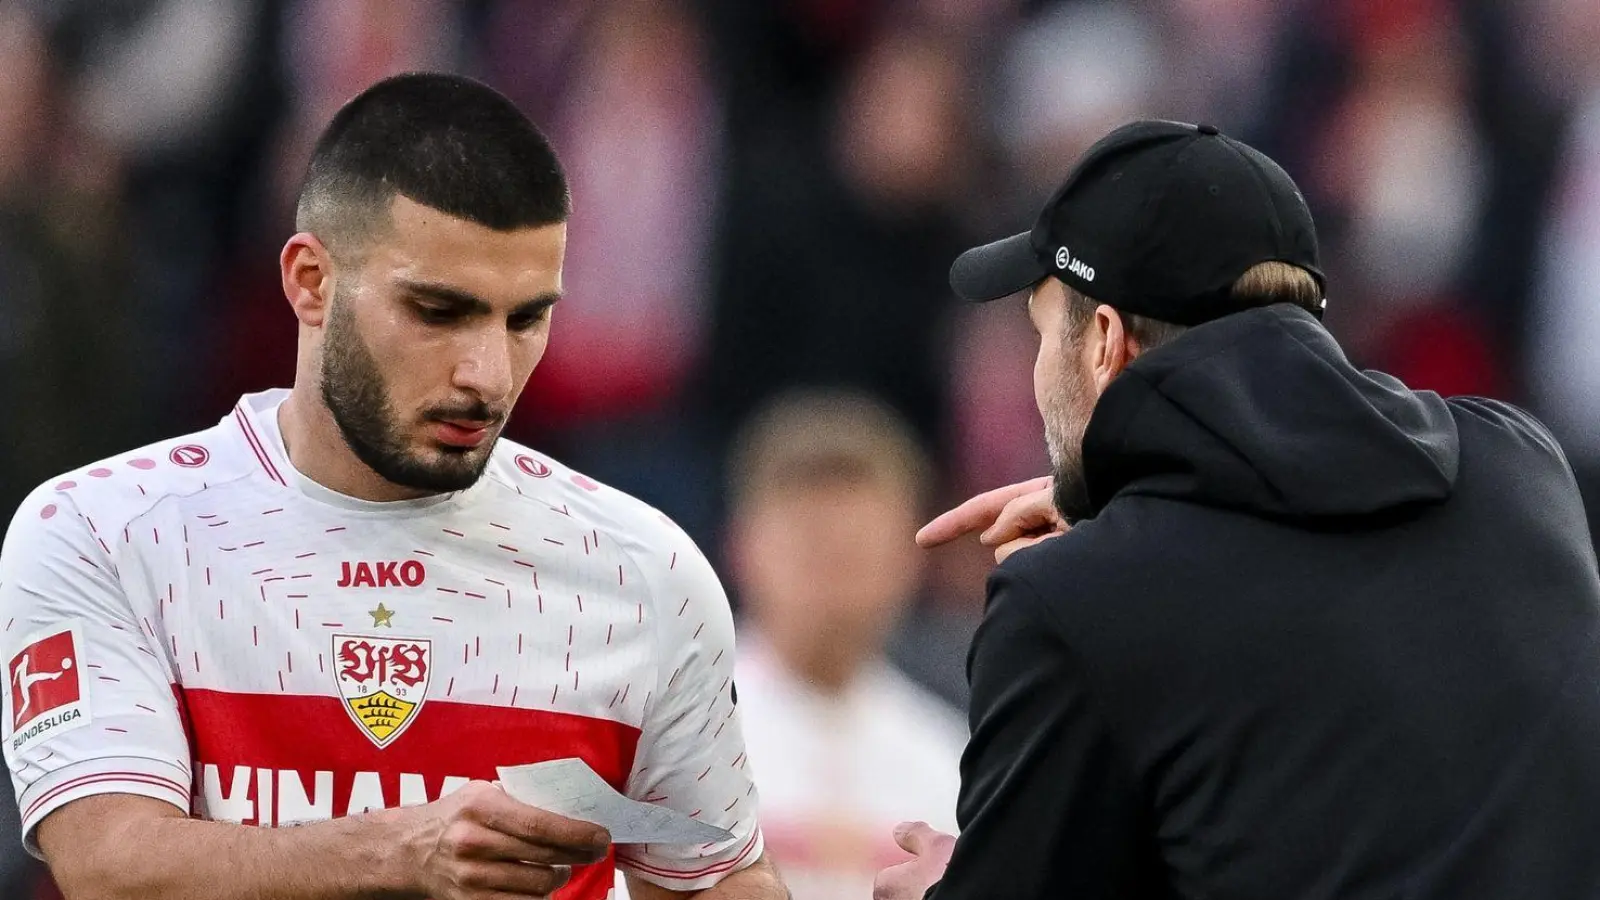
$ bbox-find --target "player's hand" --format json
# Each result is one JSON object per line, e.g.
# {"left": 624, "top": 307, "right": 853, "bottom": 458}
{"left": 915, "top": 476, "right": 1067, "bottom": 563}
{"left": 400, "top": 780, "right": 610, "bottom": 898}
{"left": 873, "top": 821, "right": 956, "bottom": 900}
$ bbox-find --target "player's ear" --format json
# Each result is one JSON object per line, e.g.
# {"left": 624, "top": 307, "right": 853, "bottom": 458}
{"left": 280, "top": 233, "right": 335, "bottom": 328}
{"left": 1092, "top": 305, "right": 1133, "bottom": 393}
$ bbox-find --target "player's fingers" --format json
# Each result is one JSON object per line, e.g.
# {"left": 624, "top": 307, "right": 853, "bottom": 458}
{"left": 872, "top": 860, "right": 918, "bottom": 900}
{"left": 916, "top": 479, "right": 1046, "bottom": 548}
{"left": 891, "top": 820, "right": 942, "bottom": 856}
{"left": 472, "top": 793, "right": 610, "bottom": 861}
{"left": 449, "top": 859, "right": 572, "bottom": 897}
{"left": 994, "top": 532, "right": 1058, "bottom": 565}
{"left": 978, "top": 489, "right": 1061, "bottom": 546}
{"left": 916, "top": 477, "right": 1053, "bottom": 548}
{"left": 441, "top": 820, "right": 604, "bottom": 867}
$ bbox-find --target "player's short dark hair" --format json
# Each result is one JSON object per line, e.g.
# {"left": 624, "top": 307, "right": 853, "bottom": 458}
{"left": 296, "top": 72, "right": 569, "bottom": 257}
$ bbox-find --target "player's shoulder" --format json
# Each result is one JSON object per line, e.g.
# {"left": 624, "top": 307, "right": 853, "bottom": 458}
{"left": 1447, "top": 395, "right": 1571, "bottom": 468}
{"left": 6, "top": 400, "right": 265, "bottom": 539}
{"left": 482, "top": 438, "right": 694, "bottom": 547}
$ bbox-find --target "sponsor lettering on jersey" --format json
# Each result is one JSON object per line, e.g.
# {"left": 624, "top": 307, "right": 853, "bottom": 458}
{"left": 195, "top": 763, "right": 473, "bottom": 825}
{"left": 8, "top": 624, "right": 91, "bottom": 752}
{"left": 333, "top": 635, "right": 431, "bottom": 748}
{"left": 336, "top": 560, "right": 426, "bottom": 588}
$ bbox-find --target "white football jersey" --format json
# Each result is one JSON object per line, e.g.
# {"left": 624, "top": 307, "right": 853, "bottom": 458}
{"left": 0, "top": 389, "right": 763, "bottom": 898}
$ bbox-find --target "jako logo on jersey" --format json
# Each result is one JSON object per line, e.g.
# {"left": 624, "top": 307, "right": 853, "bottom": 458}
{"left": 195, "top": 763, "right": 472, "bottom": 825}
{"left": 333, "top": 635, "right": 431, "bottom": 748}
{"left": 1054, "top": 245, "right": 1096, "bottom": 282}
{"left": 337, "top": 560, "right": 426, "bottom": 589}
{"left": 515, "top": 454, "right": 552, "bottom": 478}
{"left": 8, "top": 623, "right": 92, "bottom": 752}
{"left": 169, "top": 444, "right": 210, "bottom": 468}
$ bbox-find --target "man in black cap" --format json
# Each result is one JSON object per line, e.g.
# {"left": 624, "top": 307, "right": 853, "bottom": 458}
{"left": 873, "top": 120, "right": 1600, "bottom": 900}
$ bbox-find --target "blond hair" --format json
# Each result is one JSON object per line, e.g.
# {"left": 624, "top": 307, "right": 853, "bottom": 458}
{"left": 1229, "top": 261, "right": 1323, "bottom": 313}
{"left": 727, "top": 389, "right": 932, "bottom": 515}
{"left": 1065, "top": 261, "right": 1324, "bottom": 351}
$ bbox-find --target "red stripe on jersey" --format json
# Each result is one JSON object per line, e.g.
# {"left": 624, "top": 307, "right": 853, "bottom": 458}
{"left": 233, "top": 407, "right": 287, "bottom": 486}
{"left": 622, "top": 828, "right": 761, "bottom": 879}
{"left": 23, "top": 771, "right": 191, "bottom": 822}
{"left": 181, "top": 688, "right": 641, "bottom": 810}
{"left": 180, "top": 689, "right": 642, "bottom": 899}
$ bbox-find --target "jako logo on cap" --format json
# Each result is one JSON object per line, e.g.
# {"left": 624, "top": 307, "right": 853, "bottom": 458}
{"left": 1055, "top": 246, "right": 1096, "bottom": 282}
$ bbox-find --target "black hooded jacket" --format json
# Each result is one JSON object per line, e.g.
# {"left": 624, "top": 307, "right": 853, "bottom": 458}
{"left": 928, "top": 306, "right": 1600, "bottom": 900}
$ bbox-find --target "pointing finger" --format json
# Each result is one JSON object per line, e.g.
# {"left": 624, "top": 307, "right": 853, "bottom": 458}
{"left": 916, "top": 477, "right": 1052, "bottom": 548}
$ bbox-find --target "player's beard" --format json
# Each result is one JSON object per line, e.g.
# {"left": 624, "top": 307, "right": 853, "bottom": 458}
{"left": 320, "top": 291, "right": 499, "bottom": 494}
{"left": 1042, "top": 352, "right": 1097, "bottom": 524}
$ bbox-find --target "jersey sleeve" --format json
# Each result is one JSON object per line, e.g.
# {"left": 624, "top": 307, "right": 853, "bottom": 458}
{"left": 0, "top": 489, "right": 191, "bottom": 857}
{"left": 617, "top": 538, "right": 764, "bottom": 891}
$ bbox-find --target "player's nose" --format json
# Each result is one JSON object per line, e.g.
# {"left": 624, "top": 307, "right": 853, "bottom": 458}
{"left": 452, "top": 329, "right": 515, "bottom": 404}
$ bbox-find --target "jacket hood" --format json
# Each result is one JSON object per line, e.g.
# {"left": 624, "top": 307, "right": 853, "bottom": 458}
{"left": 1083, "top": 305, "right": 1459, "bottom": 522}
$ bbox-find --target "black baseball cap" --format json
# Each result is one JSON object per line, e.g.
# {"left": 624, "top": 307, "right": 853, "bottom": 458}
{"left": 950, "top": 120, "right": 1325, "bottom": 326}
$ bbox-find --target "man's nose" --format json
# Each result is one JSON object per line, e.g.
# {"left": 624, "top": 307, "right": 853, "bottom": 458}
{"left": 452, "top": 328, "right": 515, "bottom": 404}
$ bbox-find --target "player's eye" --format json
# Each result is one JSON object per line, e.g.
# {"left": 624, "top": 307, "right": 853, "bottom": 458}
{"left": 507, "top": 305, "right": 553, "bottom": 332}
{"left": 413, "top": 303, "right": 461, "bottom": 324}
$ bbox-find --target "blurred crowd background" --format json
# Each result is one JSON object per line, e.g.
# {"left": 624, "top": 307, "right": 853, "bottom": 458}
{"left": 2, "top": 0, "right": 1598, "bottom": 896}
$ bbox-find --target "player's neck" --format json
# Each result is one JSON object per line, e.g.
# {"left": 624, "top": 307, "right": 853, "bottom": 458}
{"left": 277, "top": 389, "right": 436, "bottom": 503}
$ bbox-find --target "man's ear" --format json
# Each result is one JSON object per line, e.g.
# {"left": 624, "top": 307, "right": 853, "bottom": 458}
{"left": 1091, "top": 305, "right": 1134, "bottom": 393}
{"left": 281, "top": 232, "right": 336, "bottom": 327}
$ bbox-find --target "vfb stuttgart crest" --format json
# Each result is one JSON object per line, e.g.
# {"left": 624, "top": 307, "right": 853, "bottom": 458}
{"left": 333, "top": 635, "right": 431, "bottom": 748}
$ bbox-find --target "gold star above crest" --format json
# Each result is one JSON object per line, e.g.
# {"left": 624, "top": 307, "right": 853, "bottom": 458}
{"left": 369, "top": 602, "right": 396, "bottom": 628}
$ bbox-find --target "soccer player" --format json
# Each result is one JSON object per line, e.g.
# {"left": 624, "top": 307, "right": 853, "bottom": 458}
{"left": 722, "top": 390, "right": 965, "bottom": 899}
{"left": 0, "top": 73, "right": 783, "bottom": 900}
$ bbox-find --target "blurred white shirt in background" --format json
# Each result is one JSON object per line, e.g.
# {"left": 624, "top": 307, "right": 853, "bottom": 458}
{"left": 731, "top": 636, "right": 966, "bottom": 900}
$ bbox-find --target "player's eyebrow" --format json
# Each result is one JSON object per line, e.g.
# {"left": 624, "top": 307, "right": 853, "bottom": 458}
{"left": 515, "top": 293, "right": 562, "bottom": 318}
{"left": 397, "top": 279, "right": 561, "bottom": 317}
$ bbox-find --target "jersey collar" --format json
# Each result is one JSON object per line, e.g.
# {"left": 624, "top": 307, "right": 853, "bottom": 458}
{"left": 232, "top": 389, "right": 488, "bottom": 515}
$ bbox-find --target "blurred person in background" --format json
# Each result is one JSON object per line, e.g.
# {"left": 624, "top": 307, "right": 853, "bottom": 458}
{"left": 725, "top": 390, "right": 964, "bottom": 900}
{"left": 879, "top": 120, "right": 1600, "bottom": 900}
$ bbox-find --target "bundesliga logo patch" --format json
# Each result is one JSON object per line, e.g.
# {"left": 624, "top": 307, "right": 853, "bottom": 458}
{"left": 333, "top": 634, "right": 431, "bottom": 749}
{"left": 8, "top": 623, "right": 92, "bottom": 753}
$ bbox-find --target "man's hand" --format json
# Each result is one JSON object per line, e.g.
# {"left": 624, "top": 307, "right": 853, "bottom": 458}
{"left": 873, "top": 821, "right": 955, "bottom": 900}
{"left": 916, "top": 476, "right": 1066, "bottom": 563}
{"left": 402, "top": 780, "right": 611, "bottom": 898}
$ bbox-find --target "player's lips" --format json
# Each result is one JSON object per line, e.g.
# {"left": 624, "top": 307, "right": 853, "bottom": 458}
{"left": 432, "top": 419, "right": 494, "bottom": 448}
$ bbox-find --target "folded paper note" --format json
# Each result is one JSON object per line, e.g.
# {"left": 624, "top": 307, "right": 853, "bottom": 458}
{"left": 497, "top": 758, "right": 735, "bottom": 845}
